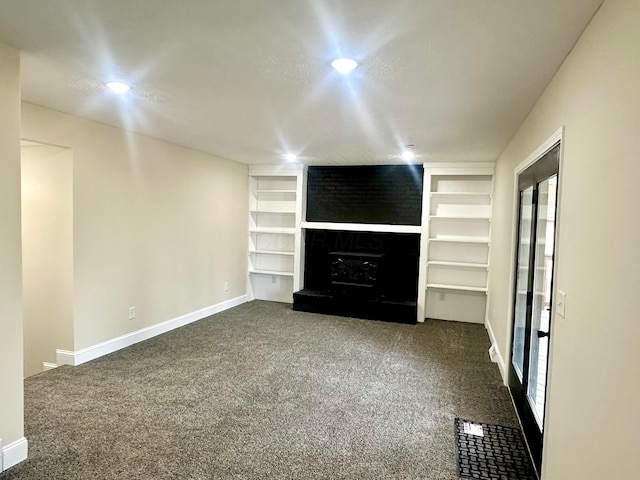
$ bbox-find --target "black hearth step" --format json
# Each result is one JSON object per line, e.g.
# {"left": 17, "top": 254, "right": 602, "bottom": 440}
{"left": 291, "top": 289, "right": 335, "bottom": 300}
{"left": 292, "top": 289, "right": 416, "bottom": 324}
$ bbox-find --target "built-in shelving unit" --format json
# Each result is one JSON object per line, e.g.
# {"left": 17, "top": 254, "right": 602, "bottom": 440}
{"left": 248, "top": 162, "right": 494, "bottom": 325}
{"left": 248, "top": 165, "right": 305, "bottom": 303}
{"left": 418, "top": 163, "right": 495, "bottom": 324}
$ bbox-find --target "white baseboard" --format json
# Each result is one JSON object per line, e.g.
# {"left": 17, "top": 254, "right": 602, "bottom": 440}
{"left": 1, "top": 437, "right": 28, "bottom": 472}
{"left": 485, "top": 319, "right": 507, "bottom": 384}
{"left": 55, "top": 349, "right": 75, "bottom": 366}
{"left": 42, "top": 362, "right": 58, "bottom": 371}
{"left": 56, "top": 295, "right": 247, "bottom": 367}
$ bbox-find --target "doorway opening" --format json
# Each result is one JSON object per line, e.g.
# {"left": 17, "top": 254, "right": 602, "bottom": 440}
{"left": 21, "top": 140, "right": 74, "bottom": 378}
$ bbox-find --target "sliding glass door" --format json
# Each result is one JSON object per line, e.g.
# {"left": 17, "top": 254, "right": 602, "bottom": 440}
{"left": 509, "top": 143, "right": 559, "bottom": 475}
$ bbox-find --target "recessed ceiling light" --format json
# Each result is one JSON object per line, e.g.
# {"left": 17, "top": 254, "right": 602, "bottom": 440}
{"left": 285, "top": 153, "right": 297, "bottom": 162}
{"left": 401, "top": 148, "right": 416, "bottom": 161}
{"left": 331, "top": 58, "right": 358, "bottom": 74}
{"left": 106, "top": 81, "right": 131, "bottom": 94}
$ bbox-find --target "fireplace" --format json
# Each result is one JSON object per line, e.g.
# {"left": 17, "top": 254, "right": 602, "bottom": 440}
{"left": 293, "top": 230, "right": 419, "bottom": 323}
{"left": 294, "top": 165, "right": 422, "bottom": 323}
{"left": 329, "top": 251, "right": 383, "bottom": 295}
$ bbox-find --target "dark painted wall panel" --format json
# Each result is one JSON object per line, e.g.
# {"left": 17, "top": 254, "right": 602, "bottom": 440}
{"left": 306, "top": 165, "right": 423, "bottom": 225}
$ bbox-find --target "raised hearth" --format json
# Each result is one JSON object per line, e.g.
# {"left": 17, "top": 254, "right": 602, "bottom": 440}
{"left": 293, "top": 289, "right": 416, "bottom": 324}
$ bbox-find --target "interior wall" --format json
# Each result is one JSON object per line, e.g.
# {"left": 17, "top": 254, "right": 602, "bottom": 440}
{"left": 0, "top": 43, "right": 24, "bottom": 450}
{"left": 21, "top": 102, "right": 248, "bottom": 351}
{"left": 487, "top": 0, "right": 638, "bottom": 478}
{"left": 21, "top": 144, "right": 74, "bottom": 377}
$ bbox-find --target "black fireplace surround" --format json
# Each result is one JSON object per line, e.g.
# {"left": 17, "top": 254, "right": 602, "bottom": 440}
{"left": 293, "top": 230, "right": 420, "bottom": 324}
{"left": 293, "top": 165, "right": 422, "bottom": 324}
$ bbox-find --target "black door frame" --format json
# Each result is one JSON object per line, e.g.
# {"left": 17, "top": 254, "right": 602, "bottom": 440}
{"left": 508, "top": 141, "right": 560, "bottom": 476}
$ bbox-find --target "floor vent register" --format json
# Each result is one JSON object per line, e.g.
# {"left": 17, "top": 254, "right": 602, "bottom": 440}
{"left": 454, "top": 418, "right": 537, "bottom": 480}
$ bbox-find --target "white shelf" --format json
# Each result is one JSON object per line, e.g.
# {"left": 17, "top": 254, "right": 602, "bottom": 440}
{"left": 430, "top": 192, "right": 491, "bottom": 198}
{"left": 249, "top": 269, "right": 294, "bottom": 277}
{"left": 301, "top": 221, "right": 421, "bottom": 234}
{"left": 249, "top": 249, "right": 294, "bottom": 256}
{"left": 427, "top": 283, "right": 488, "bottom": 293}
{"left": 250, "top": 210, "right": 295, "bottom": 214}
{"left": 428, "top": 236, "right": 490, "bottom": 244}
{"left": 249, "top": 227, "right": 295, "bottom": 235}
{"left": 428, "top": 261, "right": 489, "bottom": 269}
{"left": 430, "top": 215, "right": 491, "bottom": 221}
{"left": 251, "top": 189, "right": 297, "bottom": 194}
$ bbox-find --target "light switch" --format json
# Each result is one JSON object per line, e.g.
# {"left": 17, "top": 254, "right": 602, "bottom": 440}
{"left": 557, "top": 291, "right": 566, "bottom": 318}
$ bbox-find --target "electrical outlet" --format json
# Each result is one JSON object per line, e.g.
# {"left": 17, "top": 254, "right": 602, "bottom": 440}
{"left": 224, "top": 281, "right": 229, "bottom": 291}
{"left": 128, "top": 306, "right": 136, "bottom": 320}
{"left": 439, "top": 292, "right": 446, "bottom": 301}
{"left": 272, "top": 275, "right": 277, "bottom": 285}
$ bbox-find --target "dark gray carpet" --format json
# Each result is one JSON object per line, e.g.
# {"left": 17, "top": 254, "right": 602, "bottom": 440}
{"left": 1, "top": 300, "right": 518, "bottom": 479}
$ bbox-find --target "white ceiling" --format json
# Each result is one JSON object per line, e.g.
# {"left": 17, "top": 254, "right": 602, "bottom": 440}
{"left": 0, "top": 0, "right": 603, "bottom": 165}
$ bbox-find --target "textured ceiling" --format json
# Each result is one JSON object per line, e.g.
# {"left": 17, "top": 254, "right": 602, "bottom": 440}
{"left": 0, "top": 0, "right": 603, "bottom": 165}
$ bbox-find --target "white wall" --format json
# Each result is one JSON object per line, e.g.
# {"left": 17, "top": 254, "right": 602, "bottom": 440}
{"left": 487, "top": 0, "right": 639, "bottom": 478}
{"left": 21, "top": 144, "right": 74, "bottom": 377}
{"left": 0, "top": 43, "right": 25, "bottom": 455}
{"left": 21, "top": 102, "right": 248, "bottom": 352}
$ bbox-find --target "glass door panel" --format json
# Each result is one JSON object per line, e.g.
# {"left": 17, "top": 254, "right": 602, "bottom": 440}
{"left": 526, "top": 175, "right": 557, "bottom": 427}
{"left": 512, "top": 186, "right": 534, "bottom": 381}
{"left": 508, "top": 141, "right": 560, "bottom": 475}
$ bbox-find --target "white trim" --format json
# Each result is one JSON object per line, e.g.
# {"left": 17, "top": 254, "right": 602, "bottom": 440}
{"left": 293, "top": 165, "right": 306, "bottom": 293}
{"left": 301, "top": 221, "right": 421, "bottom": 234}
{"left": 515, "top": 126, "right": 564, "bottom": 174}
{"left": 504, "top": 126, "right": 564, "bottom": 385}
{"left": 1, "top": 437, "right": 28, "bottom": 472}
{"left": 421, "top": 161, "right": 496, "bottom": 171}
{"left": 56, "top": 349, "right": 75, "bottom": 366}
{"left": 249, "top": 164, "right": 303, "bottom": 177}
{"left": 482, "top": 165, "right": 496, "bottom": 331}
{"left": 485, "top": 320, "right": 507, "bottom": 382}
{"left": 42, "top": 362, "right": 58, "bottom": 371}
{"left": 249, "top": 269, "right": 294, "bottom": 277}
{"left": 541, "top": 130, "right": 565, "bottom": 471}
{"left": 416, "top": 165, "right": 432, "bottom": 323}
{"left": 56, "top": 295, "right": 247, "bottom": 366}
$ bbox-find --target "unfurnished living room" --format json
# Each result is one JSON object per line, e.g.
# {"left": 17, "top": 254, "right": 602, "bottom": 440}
{"left": 0, "top": 1, "right": 638, "bottom": 479}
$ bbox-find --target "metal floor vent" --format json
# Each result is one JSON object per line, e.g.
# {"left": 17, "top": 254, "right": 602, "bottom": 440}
{"left": 454, "top": 418, "right": 537, "bottom": 480}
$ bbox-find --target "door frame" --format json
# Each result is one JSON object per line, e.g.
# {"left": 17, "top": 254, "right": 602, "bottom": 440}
{"left": 505, "top": 126, "right": 565, "bottom": 477}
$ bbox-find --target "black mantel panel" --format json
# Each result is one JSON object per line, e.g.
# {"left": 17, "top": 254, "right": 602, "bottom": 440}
{"left": 306, "top": 165, "right": 423, "bottom": 225}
